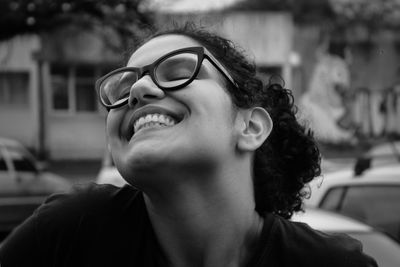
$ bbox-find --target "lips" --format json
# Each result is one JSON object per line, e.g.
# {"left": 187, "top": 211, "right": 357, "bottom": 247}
{"left": 126, "top": 105, "right": 184, "bottom": 140}
{"left": 134, "top": 113, "right": 176, "bottom": 133}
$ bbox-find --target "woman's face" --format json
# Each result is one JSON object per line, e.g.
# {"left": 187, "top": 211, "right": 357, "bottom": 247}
{"left": 106, "top": 34, "right": 242, "bottom": 186}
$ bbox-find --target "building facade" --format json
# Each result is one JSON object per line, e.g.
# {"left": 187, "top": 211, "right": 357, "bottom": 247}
{"left": 1, "top": 10, "right": 399, "bottom": 160}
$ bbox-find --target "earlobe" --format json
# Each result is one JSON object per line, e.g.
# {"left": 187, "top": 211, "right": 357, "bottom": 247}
{"left": 237, "top": 107, "right": 273, "bottom": 152}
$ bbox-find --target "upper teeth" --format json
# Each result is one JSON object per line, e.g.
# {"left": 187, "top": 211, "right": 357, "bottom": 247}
{"left": 134, "top": 114, "right": 176, "bottom": 133}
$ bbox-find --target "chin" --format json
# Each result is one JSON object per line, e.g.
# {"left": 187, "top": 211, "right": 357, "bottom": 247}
{"left": 115, "top": 149, "right": 167, "bottom": 176}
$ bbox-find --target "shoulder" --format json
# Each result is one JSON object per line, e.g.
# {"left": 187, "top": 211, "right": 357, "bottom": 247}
{"left": 264, "top": 214, "right": 377, "bottom": 267}
{"left": 40, "top": 182, "right": 141, "bottom": 210}
{"left": 35, "top": 183, "right": 142, "bottom": 223}
{"left": 0, "top": 184, "right": 147, "bottom": 266}
{"left": 272, "top": 214, "right": 360, "bottom": 251}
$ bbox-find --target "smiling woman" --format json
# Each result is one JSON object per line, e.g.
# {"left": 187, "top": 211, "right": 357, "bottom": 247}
{"left": 0, "top": 24, "right": 377, "bottom": 267}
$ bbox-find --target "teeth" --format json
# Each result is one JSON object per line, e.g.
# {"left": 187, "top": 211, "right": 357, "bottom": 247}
{"left": 134, "top": 113, "right": 176, "bottom": 133}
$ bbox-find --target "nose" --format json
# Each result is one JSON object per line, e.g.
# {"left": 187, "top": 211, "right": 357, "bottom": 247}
{"left": 128, "top": 75, "right": 165, "bottom": 107}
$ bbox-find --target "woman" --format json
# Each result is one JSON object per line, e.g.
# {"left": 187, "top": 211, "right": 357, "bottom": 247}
{"left": 0, "top": 25, "right": 376, "bottom": 267}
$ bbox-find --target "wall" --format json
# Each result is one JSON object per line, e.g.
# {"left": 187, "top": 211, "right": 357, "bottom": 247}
{"left": 0, "top": 35, "right": 41, "bottom": 150}
{"left": 38, "top": 27, "right": 120, "bottom": 159}
{"left": 292, "top": 25, "right": 322, "bottom": 97}
{"left": 350, "top": 30, "right": 400, "bottom": 92}
{"left": 47, "top": 113, "right": 107, "bottom": 160}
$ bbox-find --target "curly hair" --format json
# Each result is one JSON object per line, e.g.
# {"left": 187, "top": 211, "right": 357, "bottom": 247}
{"left": 138, "top": 23, "right": 321, "bottom": 219}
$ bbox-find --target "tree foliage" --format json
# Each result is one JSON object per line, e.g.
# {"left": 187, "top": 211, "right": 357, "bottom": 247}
{"left": 0, "top": 0, "right": 153, "bottom": 48}
{"left": 229, "top": 0, "right": 400, "bottom": 29}
{"left": 229, "top": 0, "right": 335, "bottom": 23}
{"left": 331, "top": 0, "right": 400, "bottom": 30}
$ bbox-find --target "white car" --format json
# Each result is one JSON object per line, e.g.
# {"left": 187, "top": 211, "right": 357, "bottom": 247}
{"left": 305, "top": 141, "right": 400, "bottom": 241}
{"left": 292, "top": 208, "right": 400, "bottom": 267}
{"left": 0, "top": 137, "right": 71, "bottom": 239}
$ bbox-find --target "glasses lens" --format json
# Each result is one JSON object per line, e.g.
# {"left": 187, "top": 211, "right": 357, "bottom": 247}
{"left": 99, "top": 71, "right": 138, "bottom": 106}
{"left": 155, "top": 52, "right": 198, "bottom": 88}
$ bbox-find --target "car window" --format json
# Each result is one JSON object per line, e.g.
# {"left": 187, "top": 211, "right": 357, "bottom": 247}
{"left": 6, "top": 147, "right": 37, "bottom": 172}
{"left": 323, "top": 185, "right": 400, "bottom": 240}
{"left": 319, "top": 187, "right": 345, "bottom": 211}
{"left": 0, "top": 149, "right": 8, "bottom": 171}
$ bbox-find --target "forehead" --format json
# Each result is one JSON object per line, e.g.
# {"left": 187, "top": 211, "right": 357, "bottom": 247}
{"left": 127, "top": 34, "right": 201, "bottom": 67}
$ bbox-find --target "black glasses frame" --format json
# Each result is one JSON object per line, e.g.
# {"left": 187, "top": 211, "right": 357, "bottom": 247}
{"left": 96, "top": 46, "right": 239, "bottom": 109}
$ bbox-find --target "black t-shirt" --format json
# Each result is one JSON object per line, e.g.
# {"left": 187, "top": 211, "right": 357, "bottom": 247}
{"left": 0, "top": 183, "right": 377, "bottom": 267}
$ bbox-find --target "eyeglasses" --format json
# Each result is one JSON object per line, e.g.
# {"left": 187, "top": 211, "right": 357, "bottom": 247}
{"left": 96, "top": 46, "right": 239, "bottom": 109}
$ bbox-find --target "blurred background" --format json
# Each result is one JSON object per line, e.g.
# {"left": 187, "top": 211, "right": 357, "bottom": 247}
{"left": 1, "top": 0, "right": 400, "bottom": 174}
{"left": 1, "top": 0, "right": 400, "bottom": 264}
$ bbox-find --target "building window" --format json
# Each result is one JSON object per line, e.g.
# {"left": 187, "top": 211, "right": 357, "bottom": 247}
{"left": 0, "top": 71, "right": 30, "bottom": 107}
{"left": 75, "top": 65, "right": 97, "bottom": 112}
{"left": 50, "top": 64, "right": 112, "bottom": 113}
{"left": 51, "top": 64, "right": 69, "bottom": 110}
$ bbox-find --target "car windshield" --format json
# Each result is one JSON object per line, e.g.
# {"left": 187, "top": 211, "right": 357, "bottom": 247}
{"left": 6, "top": 146, "right": 37, "bottom": 172}
{"left": 349, "top": 232, "right": 400, "bottom": 267}
{"left": 0, "top": 149, "right": 7, "bottom": 171}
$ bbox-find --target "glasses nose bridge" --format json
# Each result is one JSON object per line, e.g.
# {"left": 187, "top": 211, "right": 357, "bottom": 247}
{"left": 132, "top": 65, "right": 157, "bottom": 89}
{"left": 137, "top": 65, "right": 151, "bottom": 79}
{"left": 131, "top": 65, "right": 159, "bottom": 89}
{"left": 128, "top": 69, "right": 164, "bottom": 107}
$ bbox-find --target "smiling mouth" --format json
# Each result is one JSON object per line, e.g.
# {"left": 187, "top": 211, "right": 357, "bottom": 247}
{"left": 133, "top": 113, "right": 178, "bottom": 135}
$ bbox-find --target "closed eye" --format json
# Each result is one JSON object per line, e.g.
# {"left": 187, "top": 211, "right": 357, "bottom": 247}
{"left": 156, "top": 53, "right": 197, "bottom": 84}
{"left": 163, "top": 69, "right": 193, "bottom": 81}
{"left": 115, "top": 86, "right": 131, "bottom": 101}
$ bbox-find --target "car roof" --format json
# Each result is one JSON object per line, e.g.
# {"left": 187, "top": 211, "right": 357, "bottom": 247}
{"left": 305, "top": 163, "right": 400, "bottom": 207}
{"left": 367, "top": 141, "right": 400, "bottom": 158}
{"left": 320, "top": 164, "right": 400, "bottom": 185}
{"left": 292, "top": 208, "right": 373, "bottom": 232}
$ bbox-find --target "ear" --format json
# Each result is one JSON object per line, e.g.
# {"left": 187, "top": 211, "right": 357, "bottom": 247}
{"left": 237, "top": 107, "right": 273, "bottom": 152}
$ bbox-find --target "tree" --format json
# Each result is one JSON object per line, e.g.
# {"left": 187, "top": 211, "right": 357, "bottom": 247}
{"left": 331, "top": 0, "right": 400, "bottom": 31}
{"left": 0, "top": 0, "right": 154, "bottom": 50}
{"left": 229, "top": 0, "right": 335, "bottom": 24}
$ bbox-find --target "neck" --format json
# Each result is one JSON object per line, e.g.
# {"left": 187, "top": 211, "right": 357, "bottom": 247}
{"left": 142, "top": 162, "right": 263, "bottom": 267}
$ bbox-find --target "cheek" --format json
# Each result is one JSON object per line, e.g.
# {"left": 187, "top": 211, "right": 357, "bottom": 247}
{"left": 106, "top": 114, "right": 118, "bottom": 137}
{"left": 195, "top": 108, "right": 237, "bottom": 148}
{"left": 106, "top": 110, "right": 126, "bottom": 140}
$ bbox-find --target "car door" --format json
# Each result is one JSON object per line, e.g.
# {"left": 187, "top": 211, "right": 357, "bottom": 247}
{"left": 0, "top": 144, "right": 46, "bottom": 233}
{"left": 4, "top": 144, "right": 49, "bottom": 195}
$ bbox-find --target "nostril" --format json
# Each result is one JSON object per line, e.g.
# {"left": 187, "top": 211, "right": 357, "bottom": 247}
{"left": 129, "top": 97, "right": 138, "bottom": 108}
{"left": 143, "top": 94, "right": 162, "bottom": 100}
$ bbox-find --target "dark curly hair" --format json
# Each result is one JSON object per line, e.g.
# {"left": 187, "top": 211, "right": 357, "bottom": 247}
{"left": 136, "top": 23, "right": 321, "bottom": 219}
